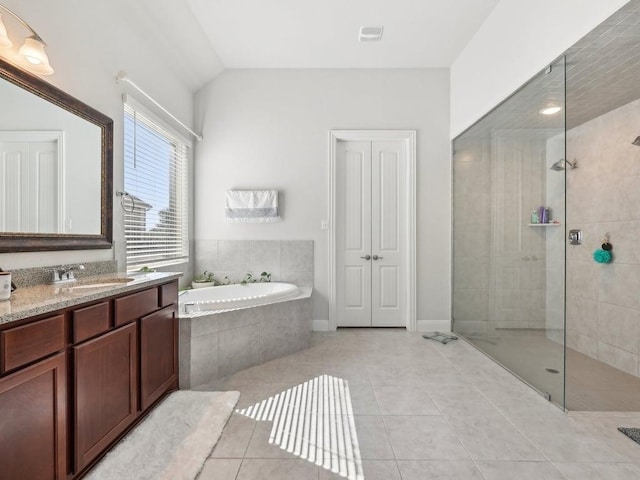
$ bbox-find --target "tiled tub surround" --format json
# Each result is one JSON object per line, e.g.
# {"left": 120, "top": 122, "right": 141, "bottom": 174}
{"left": 194, "top": 240, "right": 313, "bottom": 287}
{"left": 179, "top": 289, "right": 312, "bottom": 388}
{"left": 566, "top": 97, "right": 640, "bottom": 377}
{"left": 0, "top": 270, "right": 182, "bottom": 325}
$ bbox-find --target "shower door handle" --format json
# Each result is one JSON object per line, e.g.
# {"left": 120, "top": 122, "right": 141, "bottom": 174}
{"left": 372, "top": 255, "right": 383, "bottom": 260}
{"left": 360, "top": 255, "right": 371, "bottom": 260}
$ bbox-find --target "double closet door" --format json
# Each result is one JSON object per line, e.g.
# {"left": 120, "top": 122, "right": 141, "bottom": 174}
{"left": 336, "top": 140, "right": 407, "bottom": 327}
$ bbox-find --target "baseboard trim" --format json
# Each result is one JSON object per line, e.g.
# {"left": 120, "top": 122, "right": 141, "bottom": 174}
{"left": 416, "top": 320, "right": 451, "bottom": 332}
{"left": 312, "top": 319, "right": 330, "bottom": 331}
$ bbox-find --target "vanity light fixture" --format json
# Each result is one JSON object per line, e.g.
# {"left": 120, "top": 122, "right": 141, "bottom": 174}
{"left": 539, "top": 105, "right": 562, "bottom": 116}
{"left": 0, "top": 3, "right": 53, "bottom": 75}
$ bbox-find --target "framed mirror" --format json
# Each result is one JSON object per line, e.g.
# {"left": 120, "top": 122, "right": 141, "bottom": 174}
{"left": 0, "top": 57, "right": 112, "bottom": 252}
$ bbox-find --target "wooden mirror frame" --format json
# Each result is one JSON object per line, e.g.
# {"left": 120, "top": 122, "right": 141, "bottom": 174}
{"left": 0, "top": 57, "right": 113, "bottom": 252}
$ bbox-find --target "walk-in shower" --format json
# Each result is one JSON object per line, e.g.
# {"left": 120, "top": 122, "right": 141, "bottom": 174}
{"left": 452, "top": 0, "right": 640, "bottom": 412}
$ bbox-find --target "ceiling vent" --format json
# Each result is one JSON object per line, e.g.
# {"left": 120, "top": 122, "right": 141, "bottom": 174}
{"left": 359, "top": 26, "right": 383, "bottom": 42}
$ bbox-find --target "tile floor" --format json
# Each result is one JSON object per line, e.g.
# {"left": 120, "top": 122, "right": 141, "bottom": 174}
{"left": 194, "top": 329, "right": 640, "bottom": 479}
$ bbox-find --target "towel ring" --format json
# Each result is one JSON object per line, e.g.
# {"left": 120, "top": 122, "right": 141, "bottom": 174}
{"left": 116, "top": 191, "right": 135, "bottom": 213}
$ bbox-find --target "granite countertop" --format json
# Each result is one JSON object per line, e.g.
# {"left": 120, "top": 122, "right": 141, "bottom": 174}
{"left": 0, "top": 272, "right": 183, "bottom": 326}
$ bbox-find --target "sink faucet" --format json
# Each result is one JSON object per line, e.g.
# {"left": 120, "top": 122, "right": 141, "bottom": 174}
{"left": 51, "top": 264, "right": 85, "bottom": 284}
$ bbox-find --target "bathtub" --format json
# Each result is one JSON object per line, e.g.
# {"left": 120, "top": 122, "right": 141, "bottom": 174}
{"left": 179, "top": 282, "right": 302, "bottom": 315}
{"left": 178, "top": 282, "right": 312, "bottom": 388}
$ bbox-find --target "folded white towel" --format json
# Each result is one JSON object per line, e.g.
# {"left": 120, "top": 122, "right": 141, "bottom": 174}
{"left": 225, "top": 190, "right": 280, "bottom": 223}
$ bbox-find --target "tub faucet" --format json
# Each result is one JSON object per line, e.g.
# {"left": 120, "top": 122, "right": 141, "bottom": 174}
{"left": 51, "top": 264, "right": 85, "bottom": 284}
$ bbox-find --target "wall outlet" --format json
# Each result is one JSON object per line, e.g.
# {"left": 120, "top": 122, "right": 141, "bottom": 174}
{"left": 320, "top": 220, "right": 328, "bottom": 230}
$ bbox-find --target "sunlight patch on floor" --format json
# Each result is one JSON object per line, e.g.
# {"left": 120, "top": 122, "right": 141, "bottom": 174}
{"left": 237, "top": 374, "right": 364, "bottom": 480}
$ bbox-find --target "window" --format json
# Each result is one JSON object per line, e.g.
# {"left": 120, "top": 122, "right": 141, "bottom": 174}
{"left": 123, "top": 102, "right": 189, "bottom": 268}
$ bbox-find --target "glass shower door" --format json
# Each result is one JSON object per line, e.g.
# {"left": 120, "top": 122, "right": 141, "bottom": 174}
{"left": 452, "top": 57, "right": 566, "bottom": 408}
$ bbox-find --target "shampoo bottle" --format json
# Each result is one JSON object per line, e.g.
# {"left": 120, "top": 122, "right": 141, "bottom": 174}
{"left": 531, "top": 210, "right": 539, "bottom": 224}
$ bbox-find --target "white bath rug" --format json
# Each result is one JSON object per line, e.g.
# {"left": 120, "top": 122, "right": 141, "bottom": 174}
{"left": 85, "top": 390, "right": 239, "bottom": 480}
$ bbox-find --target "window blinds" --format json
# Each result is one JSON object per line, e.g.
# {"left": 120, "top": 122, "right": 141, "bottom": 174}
{"left": 123, "top": 102, "right": 189, "bottom": 267}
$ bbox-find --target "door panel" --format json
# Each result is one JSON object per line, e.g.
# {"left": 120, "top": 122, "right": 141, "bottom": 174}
{"left": 344, "top": 266, "right": 365, "bottom": 308}
{"left": 372, "top": 141, "right": 406, "bottom": 326}
{"left": 0, "top": 140, "right": 59, "bottom": 233}
{"left": 379, "top": 266, "right": 400, "bottom": 308}
{"left": 336, "top": 141, "right": 372, "bottom": 326}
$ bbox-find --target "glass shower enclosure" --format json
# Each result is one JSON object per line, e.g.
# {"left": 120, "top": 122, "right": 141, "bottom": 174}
{"left": 452, "top": 58, "right": 566, "bottom": 409}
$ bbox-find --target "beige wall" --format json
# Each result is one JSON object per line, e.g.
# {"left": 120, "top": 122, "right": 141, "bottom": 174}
{"left": 566, "top": 97, "right": 640, "bottom": 376}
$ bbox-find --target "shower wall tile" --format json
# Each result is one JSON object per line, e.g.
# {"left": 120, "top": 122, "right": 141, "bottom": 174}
{"left": 566, "top": 297, "right": 598, "bottom": 341}
{"left": 597, "top": 341, "right": 638, "bottom": 377}
{"left": 565, "top": 97, "right": 640, "bottom": 378}
{"left": 565, "top": 260, "right": 599, "bottom": 300}
{"left": 598, "top": 263, "right": 640, "bottom": 310}
{"left": 453, "top": 226, "right": 491, "bottom": 258}
{"left": 453, "top": 258, "right": 489, "bottom": 290}
{"left": 597, "top": 302, "right": 640, "bottom": 354}
{"left": 453, "top": 289, "right": 488, "bottom": 322}
{"left": 566, "top": 332, "right": 598, "bottom": 359}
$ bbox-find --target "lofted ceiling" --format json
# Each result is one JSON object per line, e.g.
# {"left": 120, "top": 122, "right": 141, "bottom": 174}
{"left": 186, "top": 0, "right": 500, "bottom": 70}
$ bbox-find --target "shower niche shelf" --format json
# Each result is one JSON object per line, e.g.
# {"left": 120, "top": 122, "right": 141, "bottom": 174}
{"left": 527, "top": 223, "right": 561, "bottom": 227}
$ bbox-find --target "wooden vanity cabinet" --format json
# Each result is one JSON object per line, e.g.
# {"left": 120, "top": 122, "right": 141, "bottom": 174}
{"left": 140, "top": 305, "right": 178, "bottom": 411}
{"left": 0, "top": 352, "right": 67, "bottom": 480}
{"left": 74, "top": 323, "right": 138, "bottom": 472}
{"left": 0, "top": 279, "right": 179, "bottom": 480}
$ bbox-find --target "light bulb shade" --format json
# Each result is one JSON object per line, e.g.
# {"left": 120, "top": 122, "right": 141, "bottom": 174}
{"left": 0, "top": 14, "right": 12, "bottom": 48}
{"left": 18, "top": 35, "right": 53, "bottom": 74}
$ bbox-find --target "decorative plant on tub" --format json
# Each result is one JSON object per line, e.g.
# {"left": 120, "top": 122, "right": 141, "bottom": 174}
{"left": 240, "top": 272, "right": 271, "bottom": 285}
{"left": 191, "top": 270, "right": 217, "bottom": 289}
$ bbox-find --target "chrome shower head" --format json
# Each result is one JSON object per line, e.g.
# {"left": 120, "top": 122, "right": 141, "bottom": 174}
{"left": 550, "top": 159, "right": 577, "bottom": 171}
{"left": 633, "top": 136, "right": 640, "bottom": 147}
{"left": 550, "top": 159, "right": 565, "bottom": 171}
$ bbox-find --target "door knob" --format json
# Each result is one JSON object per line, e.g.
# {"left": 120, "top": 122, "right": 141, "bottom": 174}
{"left": 372, "top": 255, "right": 383, "bottom": 260}
{"left": 360, "top": 255, "right": 371, "bottom": 260}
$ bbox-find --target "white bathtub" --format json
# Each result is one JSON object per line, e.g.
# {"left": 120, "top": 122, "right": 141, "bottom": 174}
{"left": 178, "top": 282, "right": 313, "bottom": 387}
{"left": 179, "top": 282, "right": 302, "bottom": 315}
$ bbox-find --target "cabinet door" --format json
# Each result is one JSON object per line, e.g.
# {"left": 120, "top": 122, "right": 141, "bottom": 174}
{"left": 140, "top": 305, "right": 177, "bottom": 411}
{"left": 0, "top": 352, "right": 66, "bottom": 480}
{"left": 74, "top": 323, "right": 137, "bottom": 472}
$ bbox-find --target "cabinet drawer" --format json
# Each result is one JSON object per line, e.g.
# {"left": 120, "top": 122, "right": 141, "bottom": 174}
{"left": 1, "top": 315, "right": 65, "bottom": 373}
{"left": 73, "top": 302, "right": 111, "bottom": 343}
{"left": 114, "top": 288, "right": 158, "bottom": 326}
{"left": 159, "top": 281, "right": 178, "bottom": 308}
